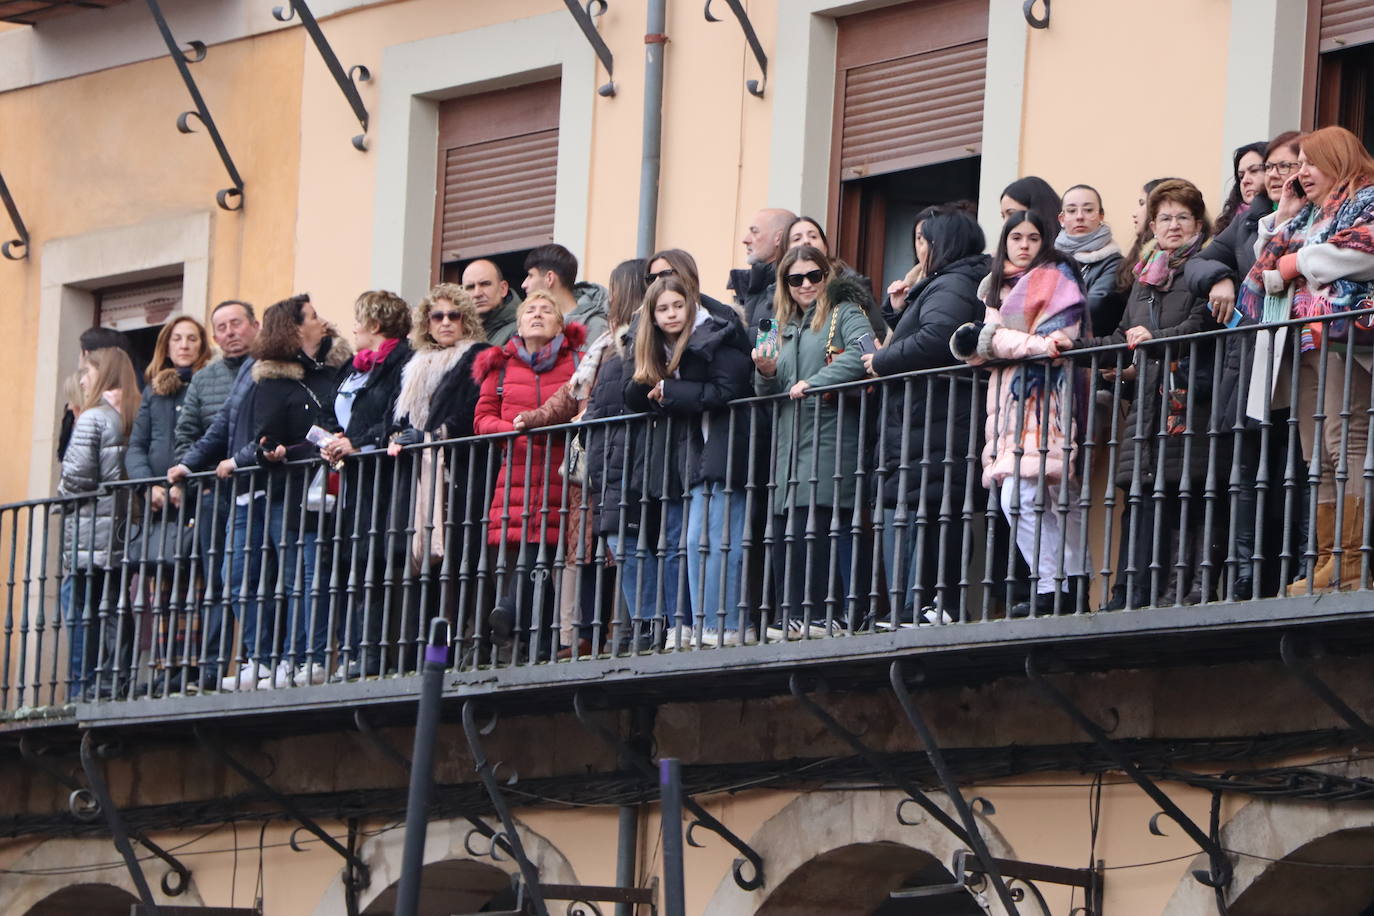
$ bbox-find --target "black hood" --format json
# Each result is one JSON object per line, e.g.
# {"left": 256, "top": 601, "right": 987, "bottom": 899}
{"left": 907, "top": 253, "right": 991, "bottom": 304}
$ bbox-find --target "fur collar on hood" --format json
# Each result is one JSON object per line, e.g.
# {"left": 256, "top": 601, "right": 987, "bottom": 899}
{"left": 826, "top": 273, "right": 871, "bottom": 310}
{"left": 251, "top": 331, "right": 353, "bottom": 382}
{"left": 393, "top": 339, "right": 484, "bottom": 429}
{"left": 472, "top": 322, "right": 588, "bottom": 381}
{"left": 150, "top": 367, "right": 189, "bottom": 398}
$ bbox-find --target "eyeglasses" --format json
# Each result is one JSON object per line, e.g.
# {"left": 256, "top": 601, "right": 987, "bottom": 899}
{"left": 1153, "top": 213, "right": 1196, "bottom": 226}
{"left": 785, "top": 268, "right": 828, "bottom": 288}
{"left": 1265, "top": 161, "right": 1301, "bottom": 176}
{"left": 430, "top": 310, "right": 463, "bottom": 323}
{"left": 645, "top": 268, "right": 676, "bottom": 284}
{"left": 1239, "top": 164, "right": 1266, "bottom": 178}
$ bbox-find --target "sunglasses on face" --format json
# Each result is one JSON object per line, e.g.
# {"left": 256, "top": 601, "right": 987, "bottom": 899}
{"left": 785, "top": 268, "right": 827, "bottom": 288}
{"left": 645, "top": 268, "right": 676, "bottom": 284}
{"left": 430, "top": 310, "right": 463, "bottom": 324}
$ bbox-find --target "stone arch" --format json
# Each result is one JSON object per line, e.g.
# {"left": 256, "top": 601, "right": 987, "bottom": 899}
{"left": 22, "top": 884, "right": 138, "bottom": 916}
{"left": 0, "top": 838, "right": 205, "bottom": 916}
{"left": 701, "top": 788, "right": 1017, "bottom": 916}
{"left": 310, "top": 816, "right": 580, "bottom": 916}
{"left": 1163, "top": 783, "right": 1374, "bottom": 915}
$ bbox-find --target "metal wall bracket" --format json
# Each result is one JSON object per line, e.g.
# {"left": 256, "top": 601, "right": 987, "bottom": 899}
{"left": 573, "top": 689, "right": 765, "bottom": 890}
{"left": 352, "top": 709, "right": 514, "bottom": 858}
{"left": 1280, "top": 633, "right": 1374, "bottom": 744}
{"left": 890, "top": 661, "right": 1021, "bottom": 915}
{"left": 144, "top": 0, "right": 245, "bottom": 210}
{"left": 892, "top": 849, "right": 1101, "bottom": 915}
{"left": 79, "top": 732, "right": 195, "bottom": 909}
{"left": 1023, "top": 0, "right": 1050, "bottom": 29}
{"left": 195, "top": 727, "right": 369, "bottom": 913}
{"left": 0, "top": 170, "right": 29, "bottom": 260}
{"left": 704, "top": 0, "right": 767, "bottom": 97}
{"left": 1025, "top": 651, "right": 1232, "bottom": 890}
{"left": 461, "top": 701, "right": 551, "bottom": 916}
{"left": 271, "top": 0, "right": 371, "bottom": 150}
{"left": 564, "top": 0, "right": 616, "bottom": 97}
{"left": 788, "top": 674, "right": 973, "bottom": 846}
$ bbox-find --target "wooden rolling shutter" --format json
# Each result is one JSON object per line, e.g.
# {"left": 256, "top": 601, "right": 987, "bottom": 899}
{"left": 834, "top": 0, "right": 988, "bottom": 181}
{"left": 433, "top": 79, "right": 560, "bottom": 275}
{"left": 1320, "top": 0, "right": 1374, "bottom": 53}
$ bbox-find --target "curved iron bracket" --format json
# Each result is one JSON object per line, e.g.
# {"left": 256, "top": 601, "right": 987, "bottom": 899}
{"left": 80, "top": 732, "right": 160, "bottom": 910}
{"left": 890, "top": 661, "right": 1021, "bottom": 916}
{"left": 272, "top": 0, "right": 372, "bottom": 150}
{"left": 144, "top": 0, "right": 245, "bottom": 210}
{"left": 704, "top": 0, "right": 767, "bottom": 97}
{"left": 0, "top": 171, "right": 30, "bottom": 261}
{"left": 462, "top": 701, "right": 551, "bottom": 916}
{"left": 1023, "top": 0, "right": 1049, "bottom": 29}
{"left": 1025, "top": 650, "right": 1232, "bottom": 890}
{"left": 564, "top": 0, "right": 616, "bottom": 97}
{"left": 1279, "top": 632, "right": 1374, "bottom": 745}
{"left": 573, "top": 689, "right": 764, "bottom": 890}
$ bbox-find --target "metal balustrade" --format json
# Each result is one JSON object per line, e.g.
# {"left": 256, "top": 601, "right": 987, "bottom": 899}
{"left": 3, "top": 313, "right": 1372, "bottom": 712}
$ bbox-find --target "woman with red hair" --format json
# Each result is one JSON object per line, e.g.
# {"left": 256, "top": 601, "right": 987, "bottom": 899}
{"left": 1241, "top": 125, "right": 1374, "bottom": 594}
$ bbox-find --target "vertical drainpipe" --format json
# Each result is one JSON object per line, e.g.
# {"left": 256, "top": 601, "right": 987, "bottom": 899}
{"left": 637, "top": 0, "right": 668, "bottom": 259}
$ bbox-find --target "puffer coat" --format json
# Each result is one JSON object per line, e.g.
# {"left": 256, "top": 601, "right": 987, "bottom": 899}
{"left": 872, "top": 254, "right": 989, "bottom": 507}
{"left": 60, "top": 402, "right": 130, "bottom": 571}
{"left": 1080, "top": 271, "right": 1220, "bottom": 490}
{"left": 472, "top": 324, "right": 587, "bottom": 545}
{"left": 755, "top": 276, "right": 872, "bottom": 515}
{"left": 128, "top": 368, "right": 189, "bottom": 482}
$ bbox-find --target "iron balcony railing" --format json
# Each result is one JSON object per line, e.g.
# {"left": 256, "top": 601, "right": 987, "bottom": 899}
{"left": 3, "top": 313, "right": 1373, "bottom": 711}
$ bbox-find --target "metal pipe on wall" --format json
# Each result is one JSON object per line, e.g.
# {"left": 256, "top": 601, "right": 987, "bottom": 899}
{"left": 637, "top": 0, "right": 668, "bottom": 259}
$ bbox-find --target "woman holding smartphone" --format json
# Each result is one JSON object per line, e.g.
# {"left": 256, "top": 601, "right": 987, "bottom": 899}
{"left": 1241, "top": 126, "right": 1374, "bottom": 594}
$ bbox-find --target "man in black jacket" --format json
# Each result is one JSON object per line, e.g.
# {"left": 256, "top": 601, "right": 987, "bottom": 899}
{"left": 727, "top": 207, "right": 794, "bottom": 328}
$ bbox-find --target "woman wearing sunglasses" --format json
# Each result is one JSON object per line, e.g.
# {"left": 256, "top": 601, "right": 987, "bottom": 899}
{"left": 752, "top": 245, "right": 870, "bottom": 637}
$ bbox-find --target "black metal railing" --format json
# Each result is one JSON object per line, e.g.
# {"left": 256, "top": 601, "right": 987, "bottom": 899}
{"left": 5, "top": 313, "right": 1373, "bottom": 709}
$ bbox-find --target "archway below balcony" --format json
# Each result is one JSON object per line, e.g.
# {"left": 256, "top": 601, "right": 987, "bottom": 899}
{"left": 1162, "top": 774, "right": 1374, "bottom": 915}
{"left": 21, "top": 883, "right": 139, "bottom": 916}
{"left": 700, "top": 788, "right": 1015, "bottom": 916}
{"left": 310, "top": 815, "right": 579, "bottom": 916}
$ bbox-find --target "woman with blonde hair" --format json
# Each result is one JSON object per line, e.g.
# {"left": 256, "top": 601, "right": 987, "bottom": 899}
{"left": 61, "top": 347, "right": 141, "bottom": 699}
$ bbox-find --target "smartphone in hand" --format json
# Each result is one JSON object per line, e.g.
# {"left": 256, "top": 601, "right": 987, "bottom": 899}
{"left": 855, "top": 332, "right": 876, "bottom": 356}
{"left": 756, "top": 318, "right": 778, "bottom": 352}
{"left": 1290, "top": 176, "right": 1306, "bottom": 199}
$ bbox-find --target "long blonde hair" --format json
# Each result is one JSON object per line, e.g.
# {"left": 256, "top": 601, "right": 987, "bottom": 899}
{"left": 81, "top": 347, "right": 141, "bottom": 435}
{"left": 633, "top": 277, "right": 697, "bottom": 386}
{"left": 772, "top": 245, "right": 833, "bottom": 332}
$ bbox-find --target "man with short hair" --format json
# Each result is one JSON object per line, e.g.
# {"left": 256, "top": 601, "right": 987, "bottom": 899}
{"left": 174, "top": 300, "right": 260, "bottom": 457}
{"left": 728, "top": 207, "right": 795, "bottom": 327}
{"left": 521, "top": 243, "right": 608, "bottom": 346}
{"left": 463, "top": 259, "right": 522, "bottom": 346}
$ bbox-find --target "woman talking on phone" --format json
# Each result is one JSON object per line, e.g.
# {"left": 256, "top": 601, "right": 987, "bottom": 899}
{"left": 863, "top": 208, "right": 988, "bottom": 623}
{"left": 1241, "top": 126, "right": 1374, "bottom": 594}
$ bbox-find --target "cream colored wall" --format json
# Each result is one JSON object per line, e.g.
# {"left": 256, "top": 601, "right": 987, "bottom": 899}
{"left": 1019, "top": 0, "right": 1233, "bottom": 246}
{"left": 0, "top": 28, "right": 304, "bottom": 505}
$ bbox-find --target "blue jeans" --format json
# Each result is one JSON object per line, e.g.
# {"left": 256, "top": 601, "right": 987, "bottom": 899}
{"left": 224, "top": 496, "right": 323, "bottom": 666}
{"left": 686, "top": 482, "right": 746, "bottom": 632}
{"left": 607, "top": 501, "right": 683, "bottom": 625}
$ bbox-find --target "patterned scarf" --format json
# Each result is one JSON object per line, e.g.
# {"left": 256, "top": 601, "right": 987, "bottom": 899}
{"left": 1132, "top": 235, "right": 1203, "bottom": 291}
{"left": 514, "top": 333, "right": 566, "bottom": 373}
{"left": 352, "top": 336, "right": 400, "bottom": 373}
{"left": 1239, "top": 182, "right": 1374, "bottom": 349}
{"left": 1000, "top": 261, "right": 1085, "bottom": 335}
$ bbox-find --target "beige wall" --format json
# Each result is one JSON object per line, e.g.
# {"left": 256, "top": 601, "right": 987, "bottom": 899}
{"left": 1019, "top": 0, "right": 1233, "bottom": 247}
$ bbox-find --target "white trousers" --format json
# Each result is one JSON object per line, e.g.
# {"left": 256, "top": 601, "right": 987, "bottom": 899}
{"left": 999, "top": 477, "right": 1088, "bottom": 594}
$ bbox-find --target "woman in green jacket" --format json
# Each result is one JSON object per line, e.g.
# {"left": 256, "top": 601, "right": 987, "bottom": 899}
{"left": 752, "top": 245, "right": 871, "bottom": 637}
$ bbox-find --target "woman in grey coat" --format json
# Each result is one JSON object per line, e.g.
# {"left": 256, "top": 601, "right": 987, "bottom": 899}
{"left": 60, "top": 347, "right": 141, "bottom": 699}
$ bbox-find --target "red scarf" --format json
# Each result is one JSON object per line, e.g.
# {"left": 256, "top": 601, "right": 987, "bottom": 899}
{"left": 353, "top": 337, "right": 399, "bottom": 373}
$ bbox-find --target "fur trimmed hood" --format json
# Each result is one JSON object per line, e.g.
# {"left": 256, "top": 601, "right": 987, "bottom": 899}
{"left": 826, "top": 273, "right": 871, "bottom": 310}
{"left": 251, "top": 332, "right": 353, "bottom": 382}
{"left": 472, "top": 322, "right": 588, "bottom": 382}
{"left": 149, "top": 367, "right": 189, "bottom": 398}
{"left": 393, "top": 339, "right": 485, "bottom": 429}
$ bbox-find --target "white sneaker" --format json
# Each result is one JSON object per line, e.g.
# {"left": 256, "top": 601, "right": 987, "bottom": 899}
{"left": 765, "top": 619, "right": 829, "bottom": 641}
{"left": 257, "top": 660, "right": 294, "bottom": 690}
{"left": 292, "top": 662, "right": 327, "bottom": 687}
{"left": 697, "top": 628, "right": 722, "bottom": 648}
{"left": 221, "top": 661, "right": 266, "bottom": 691}
{"left": 727, "top": 627, "right": 758, "bottom": 646}
{"left": 921, "top": 607, "right": 954, "bottom": 626}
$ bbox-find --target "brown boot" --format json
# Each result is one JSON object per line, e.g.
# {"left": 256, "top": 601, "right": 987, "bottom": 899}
{"left": 1288, "top": 503, "right": 1337, "bottom": 595}
{"left": 1327, "top": 497, "right": 1367, "bottom": 592}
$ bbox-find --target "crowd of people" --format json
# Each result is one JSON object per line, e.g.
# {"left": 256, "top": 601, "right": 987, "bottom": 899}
{"left": 50, "top": 124, "right": 1374, "bottom": 699}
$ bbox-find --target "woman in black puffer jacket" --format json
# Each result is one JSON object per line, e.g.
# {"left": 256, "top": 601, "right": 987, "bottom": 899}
{"left": 867, "top": 209, "right": 988, "bottom": 623}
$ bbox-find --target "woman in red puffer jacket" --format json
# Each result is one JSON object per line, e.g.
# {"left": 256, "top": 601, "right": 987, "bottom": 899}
{"left": 472, "top": 291, "right": 586, "bottom": 659}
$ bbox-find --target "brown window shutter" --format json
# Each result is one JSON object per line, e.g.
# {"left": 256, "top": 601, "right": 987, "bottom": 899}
{"left": 838, "top": 40, "right": 987, "bottom": 180}
{"left": 433, "top": 79, "right": 560, "bottom": 277}
{"left": 1321, "top": 0, "right": 1374, "bottom": 53}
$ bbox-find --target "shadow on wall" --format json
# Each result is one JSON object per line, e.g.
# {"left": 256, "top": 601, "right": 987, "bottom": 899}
{"left": 22, "top": 883, "right": 138, "bottom": 916}
{"left": 755, "top": 841, "right": 985, "bottom": 915}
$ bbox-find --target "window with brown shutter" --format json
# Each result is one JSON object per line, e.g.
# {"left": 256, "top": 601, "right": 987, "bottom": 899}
{"left": 1309, "top": 0, "right": 1374, "bottom": 145}
{"left": 432, "top": 79, "right": 561, "bottom": 284}
{"left": 829, "top": 0, "right": 988, "bottom": 297}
